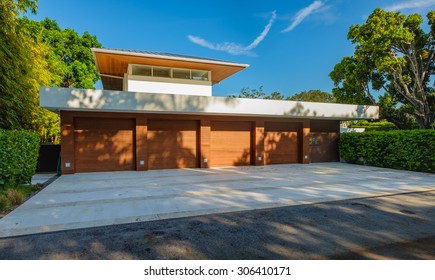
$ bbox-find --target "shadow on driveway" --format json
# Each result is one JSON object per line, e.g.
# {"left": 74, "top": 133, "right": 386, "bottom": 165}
{"left": 1, "top": 163, "right": 434, "bottom": 238}
{"left": 0, "top": 190, "right": 434, "bottom": 259}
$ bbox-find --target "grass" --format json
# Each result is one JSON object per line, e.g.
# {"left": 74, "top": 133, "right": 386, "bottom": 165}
{"left": 0, "top": 184, "right": 44, "bottom": 216}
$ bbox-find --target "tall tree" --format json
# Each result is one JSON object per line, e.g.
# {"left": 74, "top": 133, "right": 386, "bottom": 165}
{"left": 19, "top": 17, "right": 102, "bottom": 89}
{"left": 17, "top": 17, "right": 102, "bottom": 142}
{"left": 1, "top": 0, "right": 102, "bottom": 140}
{"left": 330, "top": 8, "right": 435, "bottom": 129}
{"left": 232, "top": 87, "right": 334, "bottom": 102}
{"left": 0, "top": 0, "right": 42, "bottom": 129}
{"left": 288, "top": 90, "right": 334, "bottom": 103}
{"left": 231, "top": 86, "right": 267, "bottom": 99}
{"left": 263, "top": 91, "right": 287, "bottom": 100}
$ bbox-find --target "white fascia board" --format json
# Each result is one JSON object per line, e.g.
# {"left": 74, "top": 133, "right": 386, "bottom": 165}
{"left": 127, "top": 80, "right": 212, "bottom": 96}
{"left": 91, "top": 48, "right": 250, "bottom": 68}
{"left": 40, "top": 87, "right": 379, "bottom": 120}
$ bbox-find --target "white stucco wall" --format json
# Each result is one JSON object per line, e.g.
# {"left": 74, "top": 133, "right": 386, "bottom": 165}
{"left": 39, "top": 87, "right": 379, "bottom": 120}
{"left": 127, "top": 80, "right": 212, "bottom": 96}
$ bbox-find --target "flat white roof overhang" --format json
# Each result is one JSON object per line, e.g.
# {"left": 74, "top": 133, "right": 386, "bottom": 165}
{"left": 92, "top": 48, "right": 249, "bottom": 90}
{"left": 40, "top": 87, "right": 379, "bottom": 120}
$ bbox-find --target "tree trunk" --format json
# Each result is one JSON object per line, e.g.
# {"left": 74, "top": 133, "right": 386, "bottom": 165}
{"left": 415, "top": 114, "right": 435, "bottom": 129}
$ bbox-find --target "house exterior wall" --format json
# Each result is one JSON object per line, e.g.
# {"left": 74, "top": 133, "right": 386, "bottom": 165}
{"left": 60, "top": 111, "right": 315, "bottom": 174}
{"left": 44, "top": 88, "right": 378, "bottom": 174}
{"left": 126, "top": 78, "right": 212, "bottom": 96}
{"left": 40, "top": 87, "right": 379, "bottom": 121}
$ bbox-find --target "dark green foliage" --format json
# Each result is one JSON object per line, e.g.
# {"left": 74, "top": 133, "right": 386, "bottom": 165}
{"left": 33, "top": 108, "right": 61, "bottom": 144}
{"left": 330, "top": 8, "right": 435, "bottom": 129}
{"left": 348, "top": 120, "right": 398, "bottom": 131}
{"left": 377, "top": 93, "right": 419, "bottom": 129}
{"left": 0, "top": 130, "right": 40, "bottom": 187}
{"left": 19, "top": 17, "right": 102, "bottom": 89}
{"left": 231, "top": 86, "right": 267, "bottom": 99}
{"left": 232, "top": 87, "right": 334, "bottom": 102}
{"left": 288, "top": 90, "right": 334, "bottom": 103}
{"left": 0, "top": 0, "right": 40, "bottom": 130}
{"left": 1, "top": 1, "right": 101, "bottom": 141}
{"left": 340, "top": 130, "right": 435, "bottom": 173}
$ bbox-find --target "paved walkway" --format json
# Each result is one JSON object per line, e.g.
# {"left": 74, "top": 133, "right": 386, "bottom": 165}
{"left": 31, "top": 173, "right": 57, "bottom": 185}
{"left": 0, "top": 163, "right": 434, "bottom": 238}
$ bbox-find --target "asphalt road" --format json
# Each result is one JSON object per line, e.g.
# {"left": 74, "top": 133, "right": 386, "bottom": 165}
{"left": 0, "top": 190, "right": 434, "bottom": 260}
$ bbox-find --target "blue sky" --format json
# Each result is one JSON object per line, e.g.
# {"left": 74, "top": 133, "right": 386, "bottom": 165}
{"left": 29, "top": 0, "right": 435, "bottom": 97}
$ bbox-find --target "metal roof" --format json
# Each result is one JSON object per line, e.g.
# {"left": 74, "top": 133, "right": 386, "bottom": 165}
{"left": 91, "top": 48, "right": 249, "bottom": 68}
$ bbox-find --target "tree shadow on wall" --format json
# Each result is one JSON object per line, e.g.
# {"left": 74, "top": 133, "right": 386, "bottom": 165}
{"left": 65, "top": 88, "right": 214, "bottom": 113}
{"left": 74, "top": 128, "right": 134, "bottom": 172}
{"left": 263, "top": 131, "right": 298, "bottom": 164}
{"left": 233, "top": 148, "right": 252, "bottom": 166}
{"left": 232, "top": 129, "right": 299, "bottom": 166}
{"left": 147, "top": 130, "right": 198, "bottom": 170}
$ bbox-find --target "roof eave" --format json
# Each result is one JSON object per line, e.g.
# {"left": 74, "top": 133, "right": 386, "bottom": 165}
{"left": 91, "top": 48, "right": 250, "bottom": 68}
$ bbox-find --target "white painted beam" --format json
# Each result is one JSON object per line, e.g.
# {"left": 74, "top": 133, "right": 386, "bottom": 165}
{"left": 40, "top": 87, "right": 379, "bottom": 120}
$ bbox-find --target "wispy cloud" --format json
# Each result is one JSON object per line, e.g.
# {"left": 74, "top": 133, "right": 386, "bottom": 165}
{"left": 282, "top": 0, "right": 325, "bottom": 33}
{"left": 188, "top": 11, "right": 277, "bottom": 55}
{"left": 384, "top": 0, "right": 435, "bottom": 11}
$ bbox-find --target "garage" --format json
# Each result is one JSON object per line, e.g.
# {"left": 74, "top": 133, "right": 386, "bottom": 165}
{"left": 74, "top": 118, "right": 135, "bottom": 172}
{"left": 310, "top": 120, "right": 340, "bottom": 163}
{"left": 147, "top": 120, "right": 199, "bottom": 169}
{"left": 210, "top": 121, "right": 252, "bottom": 167}
{"left": 264, "top": 122, "right": 299, "bottom": 164}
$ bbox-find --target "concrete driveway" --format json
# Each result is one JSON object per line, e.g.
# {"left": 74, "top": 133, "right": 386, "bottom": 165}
{"left": 0, "top": 163, "right": 434, "bottom": 238}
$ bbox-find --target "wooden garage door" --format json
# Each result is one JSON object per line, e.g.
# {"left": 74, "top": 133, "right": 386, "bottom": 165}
{"left": 210, "top": 121, "right": 252, "bottom": 167}
{"left": 310, "top": 120, "right": 340, "bottom": 162}
{"left": 74, "top": 118, "right": 135, "bottom": 172}
{"left": 310, "top": 133, "right": 339, "bottom": 162}
{"left": 148, "top": 120, "right": 198, "bottom": 169}
{"left": 265, "top": 122, "right": 299, "bottom": 164}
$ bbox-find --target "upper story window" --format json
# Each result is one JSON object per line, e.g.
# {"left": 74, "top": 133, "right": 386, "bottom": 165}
{"left": 129, "top": 64, "right": 210, "bottom": 82}
{"left": 131, "top": 65, "right": 151, "bottom": 76}
{"left": 192, "top": 70, "right": 209, "bottom": 81}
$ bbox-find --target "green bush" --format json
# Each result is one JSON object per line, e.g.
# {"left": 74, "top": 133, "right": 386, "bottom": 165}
{"left": 0, "top": 130, "right": 40, "bottom": 187}
{"left": 349, "top": 120, "right": 398, "bottom": 131}
{"left": 340, "top": 130, "right": 435, "bottom": 173}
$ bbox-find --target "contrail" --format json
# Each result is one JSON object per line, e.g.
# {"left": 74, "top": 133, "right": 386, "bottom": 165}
{"left": 188, "top": 11, "right": 277, "bottom": 55}
{"left": 282, "top": 1, "right": 325, "bottom": 33}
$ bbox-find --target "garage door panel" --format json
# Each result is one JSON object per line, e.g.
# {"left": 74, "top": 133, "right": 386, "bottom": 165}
{"left": 75, "top": 118, "right": 134, "bottom": 130}
{"left": 211, "top": 121, "right": 252, "bottom": 131}
{"left": 310, "top": 132, "right": 339, "bottom": 162}
{"left": 148, "top": 120, "right": 198, "bottom": 169}
{"left": 148, "top": 120, "right": 198, "bottom": 131}
{"left": 265, "top": 132, "right": 298, "bottom": 164}
{"left": 74, "top": 118, "right": 134, "bottom": 172}
{"left": 265, "top": 122, "right": 299, "bottom": 164}
{"left": 211, "top": 121, "right": 252, "bottom": 167}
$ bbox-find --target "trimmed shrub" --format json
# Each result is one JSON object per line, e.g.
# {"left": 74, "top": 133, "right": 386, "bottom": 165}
{"left": 340, "top": 130, "right": 435, "bottom": 173}
{"left": 0, "top": 130, "right": 39, "bottom": 187}
{"left": 349, "top": 120, "right": 398, "bottom": 131}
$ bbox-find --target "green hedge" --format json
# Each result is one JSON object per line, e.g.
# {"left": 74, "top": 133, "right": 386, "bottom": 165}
{"left": 0, "top": 130, "right": 39, "bottom": 187}
{"left": 349, "top": 120, "right": 397, "bottom": 131}
{"left": 340, "top": 130, "right": 435, "bottom": 173}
